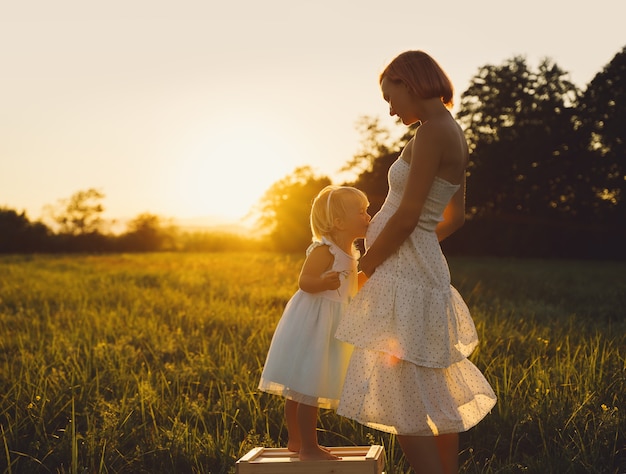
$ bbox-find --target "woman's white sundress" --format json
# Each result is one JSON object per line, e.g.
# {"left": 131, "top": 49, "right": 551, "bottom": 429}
{"left": 258, "top": 237, "right": 358, "bottom": 410}
{"left": 335, "top": 156, "right": 497, "bottom": 436}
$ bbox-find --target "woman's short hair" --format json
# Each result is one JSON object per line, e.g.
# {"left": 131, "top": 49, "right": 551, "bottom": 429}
{"left": 380, "top": 50, "right": 454, "bottom": 108}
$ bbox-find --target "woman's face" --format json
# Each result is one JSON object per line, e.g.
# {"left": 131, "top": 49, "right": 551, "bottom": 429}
{"left": 380, "top": 76, "right": 419, "bottom": 125}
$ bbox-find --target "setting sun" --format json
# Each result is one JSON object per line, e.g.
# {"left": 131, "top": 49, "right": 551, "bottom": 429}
{"left": 170, "top": 122, "right": 301, "bottom": 221}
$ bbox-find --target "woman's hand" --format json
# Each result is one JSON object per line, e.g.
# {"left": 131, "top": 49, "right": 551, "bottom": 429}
{"left": 357, "top": 271, "right": 369, "bottom": 290}
{"left": 358, "top": 253, "right": 376, "bottom": 278}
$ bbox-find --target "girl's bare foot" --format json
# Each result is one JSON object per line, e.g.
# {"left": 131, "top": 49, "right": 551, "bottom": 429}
{"left": 287, "top": 442, "right": 332, "bottom": 454}
{"left": 298, "top": 445, "right": 340, "bottom": 461}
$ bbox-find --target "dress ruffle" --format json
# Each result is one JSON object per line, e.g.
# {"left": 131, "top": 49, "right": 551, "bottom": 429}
{"left": 337, "top": 349, "right": 497, "bottom": 435}
{"left": 258, "top": 296, "right": 353, "bottom": 409}
{"left": 337, "top": 282, "right": 477, "bottom": 368}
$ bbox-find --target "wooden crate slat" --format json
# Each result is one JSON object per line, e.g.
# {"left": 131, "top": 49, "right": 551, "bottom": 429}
{"left": 236, "top": 445, "right": 385, "bottom": 474}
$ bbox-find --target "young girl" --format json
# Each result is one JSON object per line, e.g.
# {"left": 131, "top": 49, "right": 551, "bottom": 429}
{"left": 258, "top": 185, "right": 370, "bottom": 461}
{"left": 336, "top": 51, "right": 497, "bottom": 474}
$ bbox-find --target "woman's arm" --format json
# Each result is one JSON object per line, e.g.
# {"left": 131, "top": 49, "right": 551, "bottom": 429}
{"left": 436, "top": 176, "right": 466, "bottom": 242}
{"left": 359, "top": 125, "right": 442, "bottom": 277}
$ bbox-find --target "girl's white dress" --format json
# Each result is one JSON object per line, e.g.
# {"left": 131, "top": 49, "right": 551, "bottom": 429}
{"left": 335, "top": 156, "right": 497, "bottom": 436}
{"left": 258, "top": 237, "right": 357, "bottom": 409}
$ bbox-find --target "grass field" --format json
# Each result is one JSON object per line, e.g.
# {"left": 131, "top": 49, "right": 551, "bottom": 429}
{"left": 0, "top": 253, "right": 624, "bottom": 473}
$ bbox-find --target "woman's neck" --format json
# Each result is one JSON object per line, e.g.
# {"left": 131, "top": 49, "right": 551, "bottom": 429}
{"left": 417, "top": 99, "right": 450, "bottom": 123}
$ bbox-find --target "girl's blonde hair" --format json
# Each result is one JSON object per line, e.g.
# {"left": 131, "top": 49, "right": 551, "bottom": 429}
{"left": 310, "top": 185, "right": 368, "bottom": 242}
{"left": 380, "top": 50, "right": 454, "bottom": 108}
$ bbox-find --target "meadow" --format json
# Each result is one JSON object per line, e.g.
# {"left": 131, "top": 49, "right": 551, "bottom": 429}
{"left": 0, "top": 252, "right": 624, "bottom": 473}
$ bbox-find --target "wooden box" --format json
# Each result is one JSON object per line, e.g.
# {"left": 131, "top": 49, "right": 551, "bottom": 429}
{"left": 236, "top": 445, "right": 385, "bottom": 474}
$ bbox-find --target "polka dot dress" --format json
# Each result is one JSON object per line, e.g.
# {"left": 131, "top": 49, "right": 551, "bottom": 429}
{"left": 335, "top": 157, "right": 496, "bottom": 436}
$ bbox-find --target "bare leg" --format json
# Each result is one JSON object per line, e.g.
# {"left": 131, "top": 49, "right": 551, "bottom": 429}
{"left": 284, "top": 399, "right": 301, "bottom": 452}
{"left": 397, "top": 434, "right": 446, "bottom": 474}
{"left": 397, "top": 433, "right": 459, "bottom": 474}
{"left": 296, "top": 403, "right": 339, "bottom": 461}
{"left": 435, "top": 433, "right": 459, "bottom": 474}
{"left": 285, "top": 400, "right": 331, "bottom": 454}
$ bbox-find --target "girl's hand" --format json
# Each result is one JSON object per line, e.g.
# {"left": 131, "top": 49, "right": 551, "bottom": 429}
{"left": 321, "top": 270, "right": 342, "bottom": 290}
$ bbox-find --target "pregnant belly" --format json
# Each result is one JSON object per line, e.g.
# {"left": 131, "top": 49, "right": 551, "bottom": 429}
{"left": 365, "top": 206, "right": 394, "bottom": 249}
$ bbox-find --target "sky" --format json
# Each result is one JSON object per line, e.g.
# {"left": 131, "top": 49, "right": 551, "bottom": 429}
{"left": 1, "top": 0, "right": 625, "bottom": 230}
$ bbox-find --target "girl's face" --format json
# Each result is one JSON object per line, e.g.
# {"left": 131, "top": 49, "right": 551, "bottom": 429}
{"left": 341, "top": 196, "right": 371, "bottom": 240}
{"left": 381, "top": 76, "right": 419, "bottom": 125}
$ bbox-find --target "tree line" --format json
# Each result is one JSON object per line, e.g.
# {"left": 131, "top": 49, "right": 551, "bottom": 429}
{"left": 0, "top": 189, "right": 263, "bottom": 254}
{"left": 2, "top": 47, "right": 624, "bottom": 258}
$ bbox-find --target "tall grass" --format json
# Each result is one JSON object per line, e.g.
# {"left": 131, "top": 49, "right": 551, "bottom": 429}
{"left": 449, "top": 258, "right": 625, "bottom": 473}
{"left": 0, "top": 253, "right": 624, "bottom": 473}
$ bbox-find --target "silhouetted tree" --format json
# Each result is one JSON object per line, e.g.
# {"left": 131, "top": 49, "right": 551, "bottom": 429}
{"left": 255, "top": 166, "right": 331, "bottom": 252}
{"left": 46, "top": 188, "right": 106, "bottom": 235}
{"left": 119, "top": 213, "right": 177, "bottom": 251}
{"left": 457, "top": 56, "right": 583, "bottom": 220}
{"left": 577, "top": 45, "right": 626, "bottom": 226}
{"left": 341, "top": 116, "right": 397, "bottom": 175}
{"left": 0, "top": 208, "right": 51, "bottom": 253}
